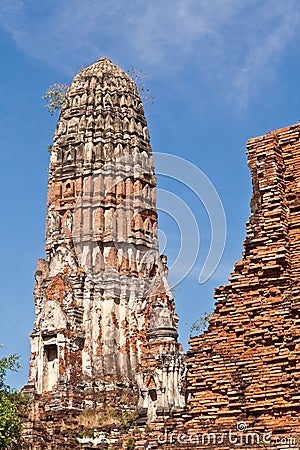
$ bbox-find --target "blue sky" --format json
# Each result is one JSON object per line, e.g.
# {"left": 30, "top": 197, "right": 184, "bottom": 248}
{"left": 1, "top": 0, "right": 300, "bottom": 388}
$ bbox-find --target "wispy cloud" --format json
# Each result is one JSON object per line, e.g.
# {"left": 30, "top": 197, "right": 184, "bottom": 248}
{"left": 0, "top": 0, "right": 299, "bottom": 105}
{"left": 229, "top": 2, "right": 300, "bottom": 107}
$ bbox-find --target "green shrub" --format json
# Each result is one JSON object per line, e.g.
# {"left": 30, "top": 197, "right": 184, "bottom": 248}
{"left": 0, "top": 395, "right": 22, "bottom": 449}
{"left": 125, "top": 436, "right": 135, "bottom": 449}
{"left": 119, "top": 411, "right": 138, "bottom": 433}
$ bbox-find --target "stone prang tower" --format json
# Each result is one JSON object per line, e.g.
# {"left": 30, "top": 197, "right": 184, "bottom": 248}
{"left": 24, "top": 58, "right": 185, "bottom": 446}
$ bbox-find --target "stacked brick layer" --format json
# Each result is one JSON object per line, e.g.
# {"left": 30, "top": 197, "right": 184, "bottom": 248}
{"left": 160, "top": 124, "right": 300, "bottom": 449}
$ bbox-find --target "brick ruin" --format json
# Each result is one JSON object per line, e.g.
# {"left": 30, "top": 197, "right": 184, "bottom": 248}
{"left": 181, "top": 125, "right": 300, "bottom": 448}
{"left": 23, "top": 58, "right": 300, "bottom": 449}
{"left": 145, "top": 124, "right": 300, "bottom": 450}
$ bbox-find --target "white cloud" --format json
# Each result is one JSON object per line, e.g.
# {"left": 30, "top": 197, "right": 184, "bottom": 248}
{"left": 229, "top": 2, "right": 300, "bottom": 107}
{"left": 0, "top": 0, "right": 299, "bottom": 105}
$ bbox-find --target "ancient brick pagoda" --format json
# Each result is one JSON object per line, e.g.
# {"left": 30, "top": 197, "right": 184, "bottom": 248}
{"left": 23, "top": 58, "right": 185, "bottom": 449}
{"left": 23, "top": 57, "right": 300, "bottom": 449}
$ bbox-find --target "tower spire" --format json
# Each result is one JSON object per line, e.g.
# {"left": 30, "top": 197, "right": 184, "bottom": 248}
{"left": 24, "top": 58, "right": 185, "bottom": 440}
